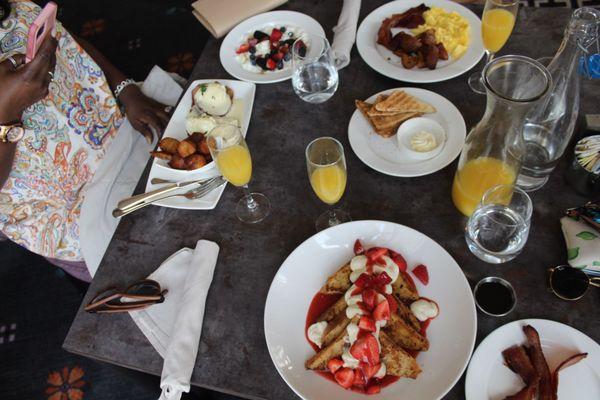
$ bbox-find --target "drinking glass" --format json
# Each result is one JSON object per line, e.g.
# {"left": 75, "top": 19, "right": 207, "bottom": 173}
{"left": 468, "top": 0, "right": 519, "bottom": 94}
{"left": 207, "top": 124, "right": 270, "bottom": 224}
{"left": 305, "top": 137, "right": 350, "bottom": 231}
{"left": 292, "top": 33, "right": 339, "bottom": 104}
{"left": 465, "top": 185, "right": 532, "bottom": 263}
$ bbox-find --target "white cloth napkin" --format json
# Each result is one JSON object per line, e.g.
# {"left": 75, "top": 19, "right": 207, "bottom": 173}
{"left": 79, "top": 66, "right": 184, "bottom": 277}
{"left": 331, "top": 0, "right": 361, "bottom": 70}
{"left": 561, "top": 216, "right": 600, "bottom": 274}
{"left": 129, "top": 240, "right": 220, "bottom": 400}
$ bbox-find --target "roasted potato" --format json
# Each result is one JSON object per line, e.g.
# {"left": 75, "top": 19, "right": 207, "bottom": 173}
{"left": 169, "top": 154, "right": 186, "bottom": 169}
{"left": 158, "top": 137, "right": 180, "bottom": 154}
{"left": 185, "top": 154, "right": 207, "bottom": 170}
{"left": 187, "top": 132, "right": 205, "bottom": 144}
{"left": 150, "top": 151, "right": 173, "bottom": 161}
{"left": 177, "top": 140, "right": 196, "bottom": 158}
{"left": 198, "top": 139, "right": 211, "bottom": 156}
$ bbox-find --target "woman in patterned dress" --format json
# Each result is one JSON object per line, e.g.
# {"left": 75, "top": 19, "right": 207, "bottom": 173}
{"left": 0, "top": 0, "right": 170, "bottom": 280}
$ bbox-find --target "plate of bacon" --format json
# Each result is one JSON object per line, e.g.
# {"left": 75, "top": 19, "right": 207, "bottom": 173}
{"left": 465, "top": 319, "right": 600, "bottom": 400}
{"left": 264, "top": 220, "right": 476, "bottom": 399}
{"left": 356, "top": 0, "right": 484, "bottom": 83}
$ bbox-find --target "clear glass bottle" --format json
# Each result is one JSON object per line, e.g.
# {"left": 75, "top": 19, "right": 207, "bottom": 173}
{"left": 452, "top": 55, "right": 552, "bottom": 217}
{"left": 517, "top": 7, "right": 600, "bottom": 192}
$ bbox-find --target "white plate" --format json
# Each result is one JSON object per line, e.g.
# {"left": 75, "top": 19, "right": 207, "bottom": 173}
{"left": 356, "top": 0, "right": 484, "bottom": 83}
{"left": 264, "top": 220, "right": 476, "bottom": 400}
{"left": 465, "top": 319, "right": 600, "bottom": 400}
{"left": 145, "top": 79, "right": 255, "bottom": 210}
{"left": 220, "top": 11, "right": 325, "bottom": 84}
{"left": 348, "top": 88, "right": 466, "bottom": 177}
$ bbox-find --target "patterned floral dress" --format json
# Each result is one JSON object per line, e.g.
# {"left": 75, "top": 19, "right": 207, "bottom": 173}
{"left": 0, "top": 0, "right": 123, "bottom": 261}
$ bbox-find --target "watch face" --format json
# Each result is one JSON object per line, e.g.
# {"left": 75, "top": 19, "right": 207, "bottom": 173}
{"left": 6, "top": 126, "right": 25, "bottom": 142}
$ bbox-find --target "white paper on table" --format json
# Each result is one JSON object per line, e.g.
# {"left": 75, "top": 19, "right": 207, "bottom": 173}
{"left": 79, "top": 66, "right": 183, "bottom": 277}
{"left": 331, "top": 0, "right": 361, "bottom": 70}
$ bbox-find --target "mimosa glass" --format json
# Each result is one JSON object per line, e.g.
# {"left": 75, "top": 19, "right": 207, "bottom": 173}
{"left": 207, "top": 125, "right": 270, "bottom": 223}
{"left": 305, "top": 137, "right": 350, "bottom": 231}
{"left": 468, "top": 0, "right": 519, "bottom": 94}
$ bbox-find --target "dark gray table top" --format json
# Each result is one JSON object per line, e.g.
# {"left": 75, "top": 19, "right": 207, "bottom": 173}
{"left": 64, "top": 2, "right": 600, "bottom": 399}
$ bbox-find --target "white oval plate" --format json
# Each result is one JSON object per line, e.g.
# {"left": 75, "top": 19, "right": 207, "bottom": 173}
{"left": 356, "top": 0, "right": 484, "bottom": 83}
{"left": 348, "top": 88, "right": 466, "bottom": 177}
{"left": 220, "top": 11, "right": 325, "bottom": 84}
{"left": 264, "top": 220, "right": 476, "bottom": 400}
{"left": 145, "top": 78, "right": 255, "bottom": 210}
{"left": 465, "top": 319, "right": 600, "bottom": 400}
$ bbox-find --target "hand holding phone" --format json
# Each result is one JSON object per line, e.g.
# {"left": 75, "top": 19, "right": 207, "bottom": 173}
{"left": 26, "top": 2, "right": 57, "bottom": 63}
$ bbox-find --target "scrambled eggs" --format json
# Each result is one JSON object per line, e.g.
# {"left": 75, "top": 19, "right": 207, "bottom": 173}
{"left": 412, "top": 7, "right": 470, "bottom": 60}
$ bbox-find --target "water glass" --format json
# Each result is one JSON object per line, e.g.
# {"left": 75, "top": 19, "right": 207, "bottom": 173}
{"left": 292, "top": 33, "right": 339, "bottom": 104}
{"left": 465, "top": 185, "right": 532, "bottom": 263}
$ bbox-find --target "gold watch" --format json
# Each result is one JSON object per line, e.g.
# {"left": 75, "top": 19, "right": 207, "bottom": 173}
{"left": 0, "top": 122, "right": 25, "bottom": 143}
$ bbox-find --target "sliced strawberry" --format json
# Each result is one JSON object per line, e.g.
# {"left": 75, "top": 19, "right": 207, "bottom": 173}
{"left": 385, "top": 294, "right": 398, "bottom": 314}
{"left": 357, "top": 301, "right": 370, "bottom": 314}
{"left": 235, "top": 44, "right": 250, "bottom": 54}
{"left": 372, "top": 272, "right": 392, "bottom": 288}
{"left": 350, "top": 334, "right": 380, "bottom": 365}
{"left": 354, "top": 239, "right": 365, "bottom": 255}
{"left": 389, "top": 250, "right": 407, "bottom": 271}
{"left": 373, "top": 299, "right": 390, "bottom": 322}
{"left": 270, "top": 28, "right": 283, "bottom": 42}
{"left": 366, "top": 384, "right": 381, "bottom": 395}
{"left": 266, "top": 58, "right": 277, "bottom": 70}
{"left": 361, "top": 289, "right": 378, "bottom": 311}
{"left": 354, "top": 273, "right": 372, "bottom": 289}
{"left": 357, "top": 328, "right": 371, "bottom": 340}
{"left": 327, "top": 358, "right": 344, "bottom": 374}
{"left": 272, "top": 52, "right": 284, "bottom": 61}
{"left": 334, "top": 368, "right": 355, "bottom": 389}
{"left": 366, "top": 247, "right": 388, "bottom": 262}
{"left": 359, "top": 316, "right": 376, "bottom": 332}
{"left": 360, "top": 362, "right": 382, "bottom": 379}
{"left": 351, "top": 285, "right": 363, "bottom": 296}
{"left": 412, "top": 264, "right": 429, "bottom": 285}
{"left": 353, "top": 368, "right": 366, "bottom": 387}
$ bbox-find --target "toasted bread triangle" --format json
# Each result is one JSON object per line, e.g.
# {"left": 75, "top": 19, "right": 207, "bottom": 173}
{"left": 374, "top": 90, "right": 436, "bottom": 114}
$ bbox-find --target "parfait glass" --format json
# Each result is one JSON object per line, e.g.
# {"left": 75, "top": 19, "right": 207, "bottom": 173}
{"left": 468, "top": 0, "right": 519, "bottom": 94}
{"left": 206, "top": 125, "right": 270, "bottom": 223}
{"left": 306, "top": 137, "right": 350, "bottom": 231}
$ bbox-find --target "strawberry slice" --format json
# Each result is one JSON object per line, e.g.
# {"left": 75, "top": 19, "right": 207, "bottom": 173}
{"left": 266, "top": 58, "right": 277, "bottom": 70}
{"left": 389, "top": 250, "right": 407, "bottom": 271}
{"left": 385, "top": 294, "right": 398, "bottom": 315}
{"left": 272, "top": 52, "right": 284, "bottom": 61}
{"left": 412, "top": 264, "right": 429, "bottom": 285}
{"left": 366, "top": 384, "right": 381, "bottom": 395}
{"left": 351, "top": 285, "right": 363, "bottom": 296}
{"left": 354, "top": 273, "right": 372, "bottom": 289}
{"left": 334, "top": 368, "right": 355, "bottom": 389}
{"left": 353, "top": 368, "right": 366, "bottom": 387}
{"left": 357, "top": 301, "right": 370, "bottom": 314}
{"left": 235, "top": 44, "right": 250, "bottom": 54}
{"left": 359, "top": 316, "right": 376, "bottom": 332}
{"left": 327, "top": 358, "right": 344, "bottom": 374}
{"left": 354, "top": 239, "right": 365, "bottom": 255}
{"left": 360, "top": 362, "right": 382, "bottom": 379}
{"left": 350, "top": 334, "right": 380, "bottom": 365}
{"left": 270, "top": 28, "right": 283, "bottom": 42}
{"left": 366, "top": 247, "right": 388, "bottom": 262}
{"left": 361, "top": 289, "right": 378, "bottom": 311}
{"left": 373, "top": 299, "right": 390, "bottom": 322}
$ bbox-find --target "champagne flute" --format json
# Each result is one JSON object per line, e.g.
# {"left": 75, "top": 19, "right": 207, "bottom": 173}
{"left": 468, "top": 0, "right": 519, "bottom": 94}
{"left": 305, "top": 137, "right": 350, "bottom": 231}
{"left": 207, "top": 124, "right": 270, "bottom": 223}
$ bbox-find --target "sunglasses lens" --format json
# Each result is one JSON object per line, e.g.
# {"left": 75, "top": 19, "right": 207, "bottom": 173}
{"left": 551, "top": 267, "right": 589, "bottom": 300}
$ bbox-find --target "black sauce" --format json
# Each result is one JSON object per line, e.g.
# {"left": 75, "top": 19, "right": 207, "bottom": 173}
{"left": 475, "top": 281, "right": 515, "bottom": 315}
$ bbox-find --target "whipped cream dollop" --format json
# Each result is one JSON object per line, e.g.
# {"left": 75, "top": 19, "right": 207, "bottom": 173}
{"left": 307, "top": 321, "right": 328, "bottom": 348}
{"left": 410, "top": 298, "right": 439, "bottom": 322}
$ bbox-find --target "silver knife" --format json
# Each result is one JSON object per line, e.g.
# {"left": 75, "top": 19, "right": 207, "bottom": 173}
{"left": 116, "top": 178, "right": 213, "bottom": 211}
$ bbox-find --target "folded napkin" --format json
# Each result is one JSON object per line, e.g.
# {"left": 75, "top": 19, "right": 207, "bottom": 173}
{"left": 331, "top": 0, "right": 361, "bottom": 70}
{"left": 129, "top": 240, "right": 220, "bottom": 400}
{"left": 560, "top": 216, "right": 600, "bottom": 274}
{"left": 192, "top": 0, "right": 288, "bottom": 38}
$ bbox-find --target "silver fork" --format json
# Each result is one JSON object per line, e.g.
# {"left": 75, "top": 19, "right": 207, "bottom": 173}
{"left": 112, "top": 177, "right": 226, "bottom": 218}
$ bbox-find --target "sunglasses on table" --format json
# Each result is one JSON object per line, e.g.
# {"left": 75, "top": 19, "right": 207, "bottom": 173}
{"left": 85, "top": 279, "right": 167, "bottom": 313}
{"left": 548, "top": 265, "right": 600, "bottom": 301}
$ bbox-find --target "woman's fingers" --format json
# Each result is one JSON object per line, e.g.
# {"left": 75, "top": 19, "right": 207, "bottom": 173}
{"left": 131, "top": 120, "right": 154, "bottom": 144}
{"left": 0, "top": 54, "right": 26, "bottom": 71}
{"left": 154, "top": 107, "right": 171, "bottom": 126}
{"left": 139, "top": 109, "right": 166, "bottom": 132}
{"left": 27, "top": 36, "right": 58, "bottom": 80}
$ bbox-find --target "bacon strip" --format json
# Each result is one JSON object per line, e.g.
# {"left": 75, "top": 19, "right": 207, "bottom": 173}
{"left": 523, "top": 325, "right": 553, "bottom": 400}
{"left": 551, "top": 353, "right": 588, "bottom": 395}
{"left": 376, "top": 4, "right": 430, "bottom": 51}
{"left": 502, "top": 345, "right": 539, "bottom": 385}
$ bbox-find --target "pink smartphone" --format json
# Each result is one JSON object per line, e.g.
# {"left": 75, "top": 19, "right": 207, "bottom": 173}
{"left": 25, "top": 2, "right": 57, "bottom": 63}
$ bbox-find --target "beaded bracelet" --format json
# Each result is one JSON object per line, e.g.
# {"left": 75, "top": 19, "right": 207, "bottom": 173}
{"left": 114, "top": 78, "right": 136, "bottom": 99}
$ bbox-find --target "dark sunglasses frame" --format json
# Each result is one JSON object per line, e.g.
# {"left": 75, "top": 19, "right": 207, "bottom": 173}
{"left": 548, "top": 265, "right": 600, "bottom": 301}
{"left": 85, "top": 279, "right": 167, "bottom": 313}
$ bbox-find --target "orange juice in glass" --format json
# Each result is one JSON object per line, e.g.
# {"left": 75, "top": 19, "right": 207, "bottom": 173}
{"left": 207, "top": 124, "right": 270, "bottom": 223}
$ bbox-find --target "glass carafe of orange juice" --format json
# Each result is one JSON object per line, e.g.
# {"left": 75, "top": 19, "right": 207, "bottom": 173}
{"left": 452, "top": 55, "right": 552, "bottom": 216}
